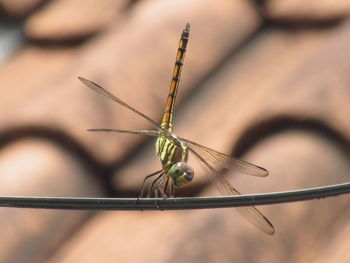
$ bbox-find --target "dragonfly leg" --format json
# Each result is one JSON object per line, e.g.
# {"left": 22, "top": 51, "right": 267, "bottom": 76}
{"left": 160, "top": 174, "right": 172, "bottom": 198}
{"left": 170, "top": 181, "right": 175, "bottom": 197}
{"left": 147, "top": 172, "right": 165, "bottom": 197}
{"left": 164, "top": 177, "right": 175, "bottom": 197}
{"left": 157, "top": 175, "right": 174, "bottom": 198}
{"left": 154, "top": 188, "right": 159, "bottom": 198}
{"left": 149, "top": 173, "right": 172, "bottom": 198}
{"left": 139, "top": 170, "right": 163, "bottom": 198}
{"left": 154, "top": 187, "right": 166, "bottom": 198}
{"left": 163, "top": 177, "right": 170, "bottom": 197}
{"left": 154, "top": 174, "right": 168, "bottom": 198}
{"left": 158, "top": 188, "right": 167, "bottom": 198}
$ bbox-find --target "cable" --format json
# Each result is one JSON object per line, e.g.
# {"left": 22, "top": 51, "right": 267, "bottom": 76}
{"left": 0, "top": 182, "right": 349, "bottom": 210}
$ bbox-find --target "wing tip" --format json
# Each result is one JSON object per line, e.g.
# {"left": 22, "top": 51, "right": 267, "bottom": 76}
{"left": 264, "top": 217, "right": 275, "bottom": 235}
{"left": 77, "top": 76, "right": 91, "bottom": 86}
{"left": 253, "top": 211, "right": 275, "bottom": 235}
{"left": 262, "top": 168, "right": 269, "bottom": 177}
{"left": 253, "top": 164, "right": 269, "bottom": 177}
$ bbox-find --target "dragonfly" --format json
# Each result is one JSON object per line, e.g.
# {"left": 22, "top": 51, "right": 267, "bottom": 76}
{"left": 78, "top": 23, "right": 274, "bottom": 235}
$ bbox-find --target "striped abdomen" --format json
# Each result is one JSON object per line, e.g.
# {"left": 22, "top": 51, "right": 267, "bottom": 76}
{"left": 160, "top": 23, "right": 190, "bottom": 132}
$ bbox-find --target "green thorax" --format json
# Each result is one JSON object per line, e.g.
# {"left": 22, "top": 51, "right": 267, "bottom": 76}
{"left": 155, "top": 134, "right": 188, "bottom": 171}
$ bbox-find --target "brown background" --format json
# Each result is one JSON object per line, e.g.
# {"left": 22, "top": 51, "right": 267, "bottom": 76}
{"left": 0, "top": 0, "right": 349, "bottom": 262}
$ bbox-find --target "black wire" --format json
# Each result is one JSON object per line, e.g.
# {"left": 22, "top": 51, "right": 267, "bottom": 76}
{"left": 0, "top": 182, "right": 349, "bottom": 210}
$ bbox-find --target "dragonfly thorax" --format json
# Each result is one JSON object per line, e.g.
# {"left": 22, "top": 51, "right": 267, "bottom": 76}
{"left": 156, "top": 134, "right": 187, "bottom": 166}
{"left": 155, "top": 134, "right": 194, "bottom": 187}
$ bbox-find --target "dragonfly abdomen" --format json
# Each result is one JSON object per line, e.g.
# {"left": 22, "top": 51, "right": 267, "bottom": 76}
{"left": 161, "top": 23, "right": 190, "bottom": 132}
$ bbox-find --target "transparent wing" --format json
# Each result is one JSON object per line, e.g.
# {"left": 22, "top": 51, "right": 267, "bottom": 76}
{"left": 180, "top": 138, "right": 268, "bottom": 177}
{"left": 189, "top": 147, "right": 275, "bottom": 235}
{"left": 87, "top": 129, "right": 160, "bottom": 137}
{"left": 78, "top": 77, "right": 162, "bottom": 130}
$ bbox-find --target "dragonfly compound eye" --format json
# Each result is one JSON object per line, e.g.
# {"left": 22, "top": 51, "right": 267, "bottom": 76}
{"left": 169, "top": 162, "right": 194, "bottom": 187}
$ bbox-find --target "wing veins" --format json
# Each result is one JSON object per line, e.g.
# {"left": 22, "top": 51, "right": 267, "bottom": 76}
{"left": 188, "top": 146, "right": 274, "bottom": 235}
{"left": 87, "top": 129, "right": 160, "bottom": 137}
{"left": 78, "top": 77, "right": 162, "bottom": 130}
{"left": 181, "top": 137, "right": 268, "bottom": 177}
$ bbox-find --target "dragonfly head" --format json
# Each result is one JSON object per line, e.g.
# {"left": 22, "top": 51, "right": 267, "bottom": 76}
{"left": 169, "top": 162, "right": 194, "bottom": 187}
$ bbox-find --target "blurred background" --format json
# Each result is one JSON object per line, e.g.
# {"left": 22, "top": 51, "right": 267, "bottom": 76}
{"left": 0, "top": 0, "right": 350, "bottom": 262}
